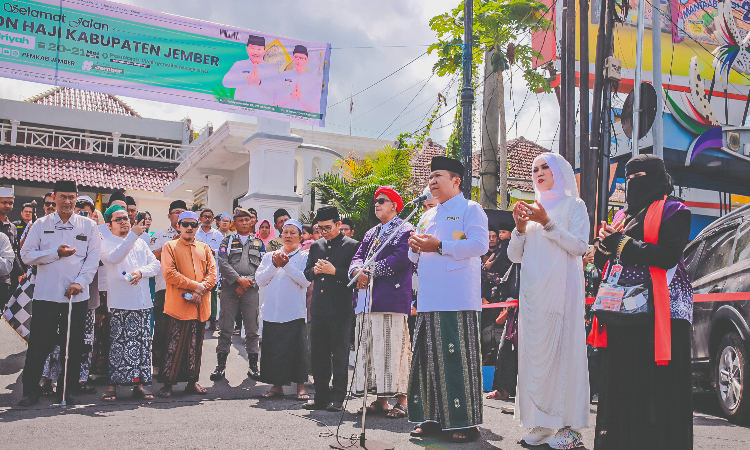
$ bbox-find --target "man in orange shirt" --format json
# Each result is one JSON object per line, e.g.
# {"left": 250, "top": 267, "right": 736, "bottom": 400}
{"left": 158, "top": 211, "right": 217, "bottom": 398}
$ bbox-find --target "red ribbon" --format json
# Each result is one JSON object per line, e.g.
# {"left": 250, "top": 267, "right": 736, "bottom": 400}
{"left": 482, "top": 300, "right": 519, "bottom": 308}
{"left": 646, "top": 196, "right": 671, "bottom": 365}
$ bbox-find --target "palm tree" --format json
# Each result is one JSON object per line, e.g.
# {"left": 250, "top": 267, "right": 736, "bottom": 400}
{"left": 307, "top": 145, "right": 416, "bottom": 240}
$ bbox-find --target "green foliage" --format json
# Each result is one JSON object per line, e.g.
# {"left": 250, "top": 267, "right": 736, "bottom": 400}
{"left": 308, "top": 145, "right": 419, "bottom": 241}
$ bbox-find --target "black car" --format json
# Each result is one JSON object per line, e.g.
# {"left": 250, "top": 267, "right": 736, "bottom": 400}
{"left": 685, "top": 203, "right": 750, "bottom": 424}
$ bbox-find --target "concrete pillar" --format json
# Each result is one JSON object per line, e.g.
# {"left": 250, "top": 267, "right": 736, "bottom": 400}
{"left": 239, "top": 128, "right": 304, "bottom": 220}
{"left": 112, "top": 132, "right": 121, "bottom": 157}
{"left": 10, "top": 120, "right": 19, "bottom": 146}
{"left": 204, "top": 175, "right": 231, "bottom": 214}
{"left": 300, "top": 153, "right": 314, "bottom": 215}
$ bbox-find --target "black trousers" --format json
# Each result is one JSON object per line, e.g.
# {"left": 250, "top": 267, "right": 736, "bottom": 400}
{"left": 310, "top": 313, "right": 352, "bottom": 404}
{"left": 152, "top": 290, "right": 167, "bottom": 370}
{"left": 491, "top": 338, "right": 518, "bottom": 395}
{"left": 22, "top": 299, "right": 87, "bottom": 398}
{"left": 0, "top": 282, "right": 8, "bottom": 311}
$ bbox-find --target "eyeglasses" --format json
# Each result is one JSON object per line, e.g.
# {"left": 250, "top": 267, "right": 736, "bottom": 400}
{"left": 111, "top": 217, "right": 129, "bottom": 224}
{"left": 201, "top": 216, "right": 214, "bottom": 220}
{"left": 318, "top": 225, "right": 334, "bottom": 232}
{"left": 44, "top": 202, "right": 56, "bottom": 207}
{"left": 374, "top": 198, "right": 392, "bottom": 205}
{"left": 180, "top": 221, "right": 200, "bottom": 228}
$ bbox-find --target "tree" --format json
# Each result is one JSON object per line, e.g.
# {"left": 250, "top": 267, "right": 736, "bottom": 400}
{"left": 429, "top": 0, "right": 552, "bottom": 209}
{"left": 307, "top": 145, "right": 416, "bottom": 241}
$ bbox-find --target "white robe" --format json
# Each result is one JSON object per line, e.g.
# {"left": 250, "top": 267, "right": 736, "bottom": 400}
{"left": 507, "top": 195, "right": 590, "bottom": 429}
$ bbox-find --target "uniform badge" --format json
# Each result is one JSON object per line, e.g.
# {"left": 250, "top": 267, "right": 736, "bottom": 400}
{"left": 255, "top": 239, "right": 261, "bottom": 246}
{"left": 150, "top": 237, "right": 157, "bottom": 245}
{"left": 219, "top": 245, "right": 227, "bottom": 255}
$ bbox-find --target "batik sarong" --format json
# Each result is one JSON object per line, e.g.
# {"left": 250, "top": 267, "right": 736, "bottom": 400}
{"left": 353, "top": 312, "right": 411, "bottom": 397}
{"left": 109, "top": 308, "right": 152, "bottom": 386}
{"left": 42, "top": 308, "right": 95, "bottom": 383}
{"left": 159, "top": 315, "right": 205, "bottom": 384}
{"left": 90, "top": 293, "right": 110, "bottom": 376}
{"left": 408, "top": 311, "right": 483, "bottom": 430}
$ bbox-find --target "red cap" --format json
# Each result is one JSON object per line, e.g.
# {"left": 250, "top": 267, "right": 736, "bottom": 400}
{"left": 374, "top": 186, "right": 404, "bottom": 212}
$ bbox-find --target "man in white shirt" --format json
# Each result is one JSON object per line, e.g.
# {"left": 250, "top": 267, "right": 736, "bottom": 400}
{"left": 19, "top": 180, "right": 101, "bottom": 406}
{"left": 100, "top": 206, "right": 160, "bottom": 401}
{"left": 406, "top": 157, "right": 489, "bottom": 443}
{"left": 196, "top": 208, "right": 223, "bottom": 331}
{"left": 277, "top": 45, "right": 321, "bottom": 113}
{"left": 222, "top": 35, "right": 280, "bottom": 106}
{"left": 149, "top": 199, "right": 186, "bottom": 375}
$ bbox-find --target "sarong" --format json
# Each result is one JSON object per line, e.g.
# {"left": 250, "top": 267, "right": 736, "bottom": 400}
{"left": 42, "top": 308, "right": 95, "bottom": 383}
{"left": 259, "top": 318, "right": 308, "bottom": 386}
{"left": 109, "top": 308, "right": 152, "bottom": 386}
{"left": 353, "top": 312, "right": 411, "bottom": 397}
{"left": 90, "top": 293, "right": 110, "bottom": 376}
{"left": 408, "top": 311, "right": 483, "bottom": 430}
{"left": 159, "top": 315, "right": 205, "bottom": 384}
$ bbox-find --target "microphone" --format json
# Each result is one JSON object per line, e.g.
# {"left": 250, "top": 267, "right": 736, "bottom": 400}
{"left": 405, "top": 191, "right": 433, "bottom": 206}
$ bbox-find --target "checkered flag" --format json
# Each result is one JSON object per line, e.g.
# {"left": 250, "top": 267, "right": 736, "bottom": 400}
{"left": 2, "top": 271, "right": 35, "bottom": 344}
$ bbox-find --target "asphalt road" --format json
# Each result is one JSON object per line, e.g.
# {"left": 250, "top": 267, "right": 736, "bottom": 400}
{"left": 1, "top": 323, "right": 749, "bottom": 449}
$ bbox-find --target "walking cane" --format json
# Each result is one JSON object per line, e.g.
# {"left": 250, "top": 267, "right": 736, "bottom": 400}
{"left": 60, "top": 286, "right": 75, "bottom": 409}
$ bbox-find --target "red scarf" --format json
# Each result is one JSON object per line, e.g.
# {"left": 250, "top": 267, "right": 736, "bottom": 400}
{"left": 587, "top": 196, "right": 672, "bottom": 365}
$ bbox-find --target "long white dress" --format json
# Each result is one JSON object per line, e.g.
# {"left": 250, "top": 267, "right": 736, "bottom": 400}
{"left": 507, "top": 194, "right": 591, "bottom": 430}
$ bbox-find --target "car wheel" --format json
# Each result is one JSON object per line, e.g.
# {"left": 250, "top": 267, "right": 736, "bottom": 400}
{"left": 715, "top": 331, "right": 750, "bottom": 424}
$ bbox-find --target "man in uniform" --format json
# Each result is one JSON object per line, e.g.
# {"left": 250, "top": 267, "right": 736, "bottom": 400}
{"left": 303, "top": 206, "right": 360, "bottom": 412}
{"left": 222, "top": 35, "right": 280, "bottom": 106}
{"left": 149, "top": 200, "right": 186, "bottom": 375}
{"left": 277, "top": 45, "right": 321, "bottom": 113}
{"left": 18, "top": 180, "right": 101, "bottom": 406}
{"left": 407, "top": 157, "right": 489, "bottom": 443}
{"left": 266, "top": 208, "right": 291, "bottom": 252}
{"left": 196, "top": 208, "right": 224, "bottom": 331}
{"left": 210, "top": 208, "right": 265, "bottom": 381}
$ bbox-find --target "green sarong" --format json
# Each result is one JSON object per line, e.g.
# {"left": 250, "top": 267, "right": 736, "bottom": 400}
{"left": 408, "top": 310, "right": 483, "bottom": 429}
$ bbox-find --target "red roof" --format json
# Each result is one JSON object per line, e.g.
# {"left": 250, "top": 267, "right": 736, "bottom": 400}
{"left": 410, "top": 139, "right": 446, "bottom": 190}
{"left": 25, "top": 87, "right": 141, "bottom": 117}
{"left": 0, "top": 152, "right": 175, "bottom": 192}
{"left": 471, "top": 136, "right": 549, "bottom": 193}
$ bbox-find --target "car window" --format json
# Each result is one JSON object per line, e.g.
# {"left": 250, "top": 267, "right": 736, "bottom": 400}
{"left": 732, "top": 222, "right": 750, "bottom": 264}
{"left": 683, "top": 242, "right": 700, "bottom": 276}
{"left": 694, "top": 227, "right": 737, "bottom": 280}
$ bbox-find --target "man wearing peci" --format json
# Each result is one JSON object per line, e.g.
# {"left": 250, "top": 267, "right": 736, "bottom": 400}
{"left": 18, "top": 180, "right": 101, "bottom": 406}
{"left": 303, "top": 206, "right": 360, "bottom": 412}
{"left": 407, "top": 157, "right": 489, "bottom": 443}
{"left": 223, "top": 35, "right": 280, "bottom": 106}
{"left": 277, "top": 45, "right": 321, "bottom": 113}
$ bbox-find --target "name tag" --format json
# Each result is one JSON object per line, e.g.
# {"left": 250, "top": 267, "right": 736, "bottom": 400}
{"left": 76, "top": 234, "right": 88, "bottom": 241}
{"left": 446, "top": 216, "right": 460, "bottom": 220}
{"left": 44, "top": 230, "right": 55, "bottom": 234}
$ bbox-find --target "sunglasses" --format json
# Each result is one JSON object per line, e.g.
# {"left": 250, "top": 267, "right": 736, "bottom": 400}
{"left": 44, "top": 202, "right": 56, "bottom": 207}
{"left": 180, "top": 221, "right": 200, "bottom": 228}
{"left": 374, "top": 198, "right": 392, "bottom": 205}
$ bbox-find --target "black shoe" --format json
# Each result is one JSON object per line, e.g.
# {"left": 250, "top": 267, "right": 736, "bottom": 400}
{"left": 326, "top": 401, "right": 343, "bottom": 412}
{"left": 18, "top": 396, "right": 39, "bottom": 407}
{"left": 57, "top": 394, "right": 81, "bottom": 406}
{"left": 303, "top": 400, "right": 328, "bottom": 410}
{"left": 247, "top": 353, "right": 261, "bottom": 381}
{"left": 210, "top": 352, "right": 228, "bottom": 381}
{"left": 77, "top": 383, "right": 97, "bottom": 394}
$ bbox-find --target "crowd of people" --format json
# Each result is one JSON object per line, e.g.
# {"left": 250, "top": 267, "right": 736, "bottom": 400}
{"left": 0, "top": 152, "right": 693, "bottom": 449}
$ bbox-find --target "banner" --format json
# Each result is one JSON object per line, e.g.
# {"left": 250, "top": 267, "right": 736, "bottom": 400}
{"left": 0, "top": 0, "right": 331, "bottom": 126}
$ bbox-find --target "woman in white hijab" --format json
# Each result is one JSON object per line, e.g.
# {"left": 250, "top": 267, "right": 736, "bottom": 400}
{"left": 507, "top": 152, "right": 590, "bottom": 449}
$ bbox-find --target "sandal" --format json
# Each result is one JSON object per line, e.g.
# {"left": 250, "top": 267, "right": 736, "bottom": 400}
{"left": 40, "top": 382, "right": 55, "bottom": 397}
{"left": 385, "top": 403, "right": 408, "bottom": 419}
{"left": 158, "top": 387, "right": 172, "bottom": 398}
{"left": 102, "top": 388, "right": 117, "bottom": 401}
{"left": 357, "top": 400, "right": 388, "bottom": 416}
{"left": 132, "top": 388, "right": 154, "bottom": 400}
{"left": 184, "top": 383, "right": 207, "bottom": 395}
{"left": 410, "top": 421, "right": 442, "bottom": 437}
{"left": 486, "top": 389, "right": 510, "bottom": 400}
{"left": 296, "top": 393, "right": 309, "bottom": 400}
{"left": 445, "top": 427, "right": 480, "bottom": 443}
{"left": 262, "top": 390, "right": 284, "bottom": 399}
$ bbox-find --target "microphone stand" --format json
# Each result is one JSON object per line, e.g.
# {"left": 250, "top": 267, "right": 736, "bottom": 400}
{"left": 331, "top": 205, "right": 422, "bottom": 450}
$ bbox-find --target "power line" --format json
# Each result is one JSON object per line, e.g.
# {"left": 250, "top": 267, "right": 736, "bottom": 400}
{"left": 377, "top": 74, "right": 435, "bottom": 138}
{"left": 327, "top": 51, "right": 428, "bottom": 109}
{"left": 353, "top": 75, "right": 432, "bottom": 120}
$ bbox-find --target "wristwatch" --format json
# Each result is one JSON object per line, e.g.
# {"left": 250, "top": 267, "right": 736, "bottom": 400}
{"left": 437, "top": 241, "right": 443, "bottom": 255}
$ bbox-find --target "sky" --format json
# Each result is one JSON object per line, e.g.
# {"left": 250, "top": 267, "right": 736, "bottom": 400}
{"left": 0, "top": 0, "right": 562, "bottom": 151}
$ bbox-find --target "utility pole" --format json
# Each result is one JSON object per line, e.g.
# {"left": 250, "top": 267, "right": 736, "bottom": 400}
{"left": 581, "top": 0, "right": 600, "bottom": 241}
{"left": 564, "top": 0, "right": 577, "bottom": 166}
{"left": 480, "top": 49, "right": 499, "bottom": 210}
{"left": 559, "top": 0, "right": 567, "bottom": 158}
{"left": 597, "top": 0, "right": 616, "bottom": 224}
{"left": 461, "top": 0, "right": 474, "bottom": 199}
{"left": 632, "top": 0, "right": 646, "bottom": 157}
{"left": 652, "top": 2, "right": 664, "bottom": 158}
